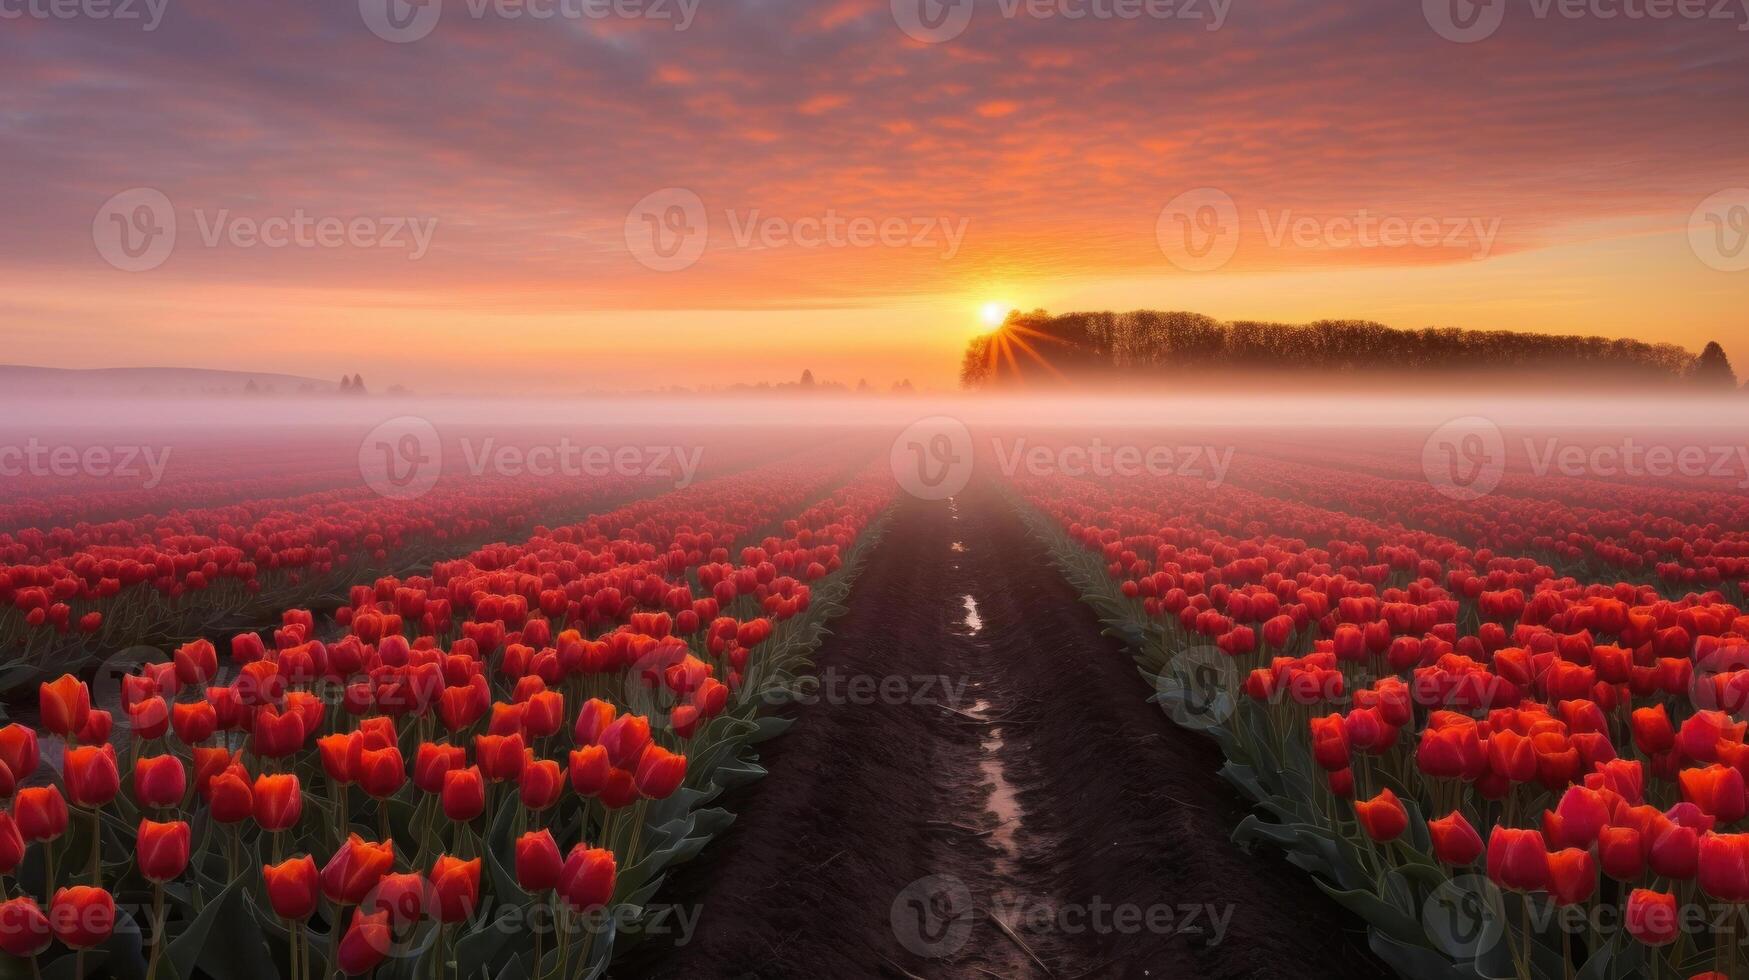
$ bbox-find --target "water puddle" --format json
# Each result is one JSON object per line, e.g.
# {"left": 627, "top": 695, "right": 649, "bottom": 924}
{"left": 960, "top": 594, "right": 983, "bottom": 633}
{"left": 950, "top": 541, "right": 967, "bottom": 553}
{"left": 971, "top": 699, "right": 1022, "bottom": 871}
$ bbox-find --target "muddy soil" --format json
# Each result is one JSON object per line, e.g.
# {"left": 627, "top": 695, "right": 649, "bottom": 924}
{"left": 628, "top": 482, "right": 1391, "bottom": 980}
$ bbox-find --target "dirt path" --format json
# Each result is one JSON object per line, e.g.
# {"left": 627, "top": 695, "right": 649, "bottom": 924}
{"left": 629, "top": 482, "right": 1389, "bottom": 979}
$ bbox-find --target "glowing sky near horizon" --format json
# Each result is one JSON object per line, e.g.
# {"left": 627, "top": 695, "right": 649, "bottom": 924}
{"left": 2, "top": 0, "right": 1746, "bottom": 393}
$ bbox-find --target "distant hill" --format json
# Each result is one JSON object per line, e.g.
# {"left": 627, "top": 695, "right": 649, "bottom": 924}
{"left": 0, "top": 365, "right": 348, "bottom": 397}
{"left": 960, "top": 310, "right": 1732, "bottom": 390}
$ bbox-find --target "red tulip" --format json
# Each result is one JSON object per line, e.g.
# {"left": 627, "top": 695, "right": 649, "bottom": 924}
{"left": 474, "top": 734, "right": 525, "bottom": 782}
{"left": 1699, "top": 832, "right": 1749, "bottom": 902}
{"left": 1631, "top": 704, "right": 1676, "bottom": 756}
{"left": 75, "top": 709, "right": 112, "bottom": 746}
{"left": 574, "top": 698, "right": 617, "bottom": 745}
{"left": 1487, "top": 827, "right": 1550, "bottom": 892}
{"left": 519, "top": 758, "right": 563, "bottom": 812}
{"left": 442, "top": 766, "right": 485, "bottom": 822}
{"left": 1353, "top": 788, "right": 1408, "bottom": 843}
{"left": 39, "top": 675, "right": 90, "bottom": 738}
{"left": 0, "top": 814, "right": 24, "bottom": 874}
{"left": 598, "top": 715, "right": 651, "bottom": 770}
{"left": 1427, "top": 811, "right": 1483, "bottom": 866}
{"left": 337, "top": 908, "right": 392, "bottom": 975}
{"left": 1681, "top": 765, "right": 1748, "bottom": 823}
{"left": 569, "top": 745, "right": 610, "bottom": 796}
{"left": 371, "top": 872, "right": 430, "bottom": 928}
{"left": 48, "top": 887, "right": 114, "bottom": 949}
{"left": 137, "top": 819, "right": 190, "bottom": 881}
{"left": 175, "top": 639, "right": 219, "bottom": 685}
{"left": 515, "top": 829, "right": 563, "bottom": 892}
{"left": 1546, "top": 847, "right": 1596, "bottom": 906}
{"left": 0, "top": 725, "right": 39, "bottom": 781}
{"left": 171, "top": 701, "right": 218, "bottom": 745}
{"left": 127, "top": 696, "right": 170, "bottom": 740}
{"left": 133, "top": 755, "right": 186, "bottom": 809}
{"left": 253, "top": 773, "right": 303, "bottom": 831}
{"left": 558, "top": 845, "right": 616, "bottom": 912}
{"left": 413, "top": 743, "right": 466, "bottom": 794}
{"left": 634, "top": 746, "right": 687, "bottom": 800}
{"left": 430, "top": 856, "right": 480, "bottom": 924}
{"left": 317, "top": 734, "right": 354, "bottom": 785}
{"left": 1599, "top": 826, "right": 1643, "bottom": 881}
{"left": 356, "top": 747, "right": 406, "bottom": 799}
{"left": 263, "top": 855, "right": 320, "bottom": 920}
{"left": 599, "top": 768, "right": 639, "bottom": 809}
{"left": 208, "top": 764, "right": 255, "bottom": 823}
{"left": 321, "top": 835, "right": 395, "bottom": 906}
{"left": 14, "top": 787, "right": 67, "bottom": 841}
{"left": 0, "top": 896, "right": 51, "bottom": 957}
{"left": 64, "top": 744, "right": 119, "bottom": 808}
{"left": 251, "top": 705, "right": 307, "bottom": 758}
{"left": 1625, "top": 888, "right": 1679, "bottom": 946}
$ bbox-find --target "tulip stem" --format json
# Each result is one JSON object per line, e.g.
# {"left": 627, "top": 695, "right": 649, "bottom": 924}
{"left": 86, "top": 809, "right": 100, "bottom": 885}
{"left": 145, "top": 883, "right": 165, "bottom": 980}
{"left": 328, "top": 902, "right": 346, "bottom": 980}
{"left": 73, "top": 950, "right": 82, "bottom": 980}
{"left": 27, "top": 953, "right": 40, "bottom": 980}
{"left": 41, "top": 844, "right": 54, "bottom": 904}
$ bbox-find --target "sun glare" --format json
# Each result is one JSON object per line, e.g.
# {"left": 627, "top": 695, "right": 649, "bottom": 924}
{"left": 981, "top": 302, "right": 1010, "bottom": 326}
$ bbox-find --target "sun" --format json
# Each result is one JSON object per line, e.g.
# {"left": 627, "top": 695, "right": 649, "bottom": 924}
{"left": 980, "top": 302, "right": 1010, "bottom": 327}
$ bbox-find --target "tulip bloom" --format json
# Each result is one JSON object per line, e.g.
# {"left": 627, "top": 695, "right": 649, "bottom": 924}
{"left": 175, "top": 639, "right": 219, "bottom": 686}
{"left": 208, "top": 764, "right": 255, "bottom": 824}
{"left": 337, "top": 909, "right": 392, "bottom": 975}
{"left": 1625, "top": 889, "right": 1679, "bottom": 947}
{"left": 1546, "top": 848, "right": 1596, "bottom": 906}
{"left": 598, "top": 715, "right": 651, "bottom": 770}
{"left": 263, "top": 855, "right": 320, "bottom": 920}
{"left": 127, "top": 696, "right": 170, "bottom": 740}
{"left": 519, "top": 758, "right": 564, "bottom": 812}
{"left": 321, "top": 835, "right": 396, "bottom": 906}
{"left": 317, "top": 733, "right": 355, "bottom": 785}
{"left": 355, "top": 747, "right": 406, "bottom": 800}
{"left": 253, "top": 774, "right": 304, "bottom": 832}
{"left": 474, "top": 734, "right": 525, "bottom": 782}
{"left": 1631, "top": 704, "right": 1676, "bottom": 756}
{"left": 0, "top": 725, "right": 39, "bottom": 781}
{"left": 413, "top": 743, "right": 466, "bottom": 794}
{"left": 39, "top": 675, "right": 90, "bottom": 738}
{"left": 635, "top": 746, "right": 687, "bottom": 800}
{"left": 75, "top": 710, "right": 112, "bottom": 746}
{"left": 133, "top": 755, "right": 186, "bottom": 809}
{"left": 1353, "top": 788, "right": 1408, "bottom": 843}
{"left": 137, "top": 819, "right": 191, "bottom": 882}
{"left": 1599, "top": 826, "right": 1644, "bottom": 881}
{"left": 371, "top": 872, "right": 430, "bottom": 928}
{"left": 251, "top": 705, "right": 307, "bottom": 758}
{"left": 0, "top": 896, "right": 51, "bottom": 958}
{"left": 430, "top": 856, "right": 481, "bottom": 924}
{"left": 573, "top": 698, "right": 617, "bottom": 745}
{"left": 14, "top": 787, "right": 67, "bottom": 842}
{"left": 48, "top": 887, "right": 114, "bottom": 949}
{"left": 558, "top": 846, "right": 617, "bottom": 913}
{"left": 515, "top": 830, "right": 563, "bottom": 892}
{"left": 1699, "top": 832, "right": 1749, "bottom": 903}
{"left": 442, "top": 766, "right": 486, "bottom": 822}
{"left": 569, "top": 745, "right": 610, "bottom": 796}
{"left": 1681, "top": 765, "right": 1748, "bottom": 823}
{"left": 0, "top": 814, "right": 23, "bottom": 875}
{"left": 1487, "top": 827, "right": 1550, "bottom": 892}
{"left": 1427, "top": 811, "right": 1483, "bottom": 866}
{"left": 171, "top": 701, "right": 218, "bottom": 745}
{"left": 64, "top": 745, "right": 119, "bottom": 808}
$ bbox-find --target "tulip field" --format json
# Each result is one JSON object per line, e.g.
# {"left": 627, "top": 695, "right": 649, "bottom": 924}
{"left": 4, "top": 418, "right": 1749, "bottom": 980}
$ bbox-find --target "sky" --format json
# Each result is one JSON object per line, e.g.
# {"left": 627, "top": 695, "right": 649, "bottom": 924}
{"left": 2, "top": 0, "right": 1746, "bottom": 393}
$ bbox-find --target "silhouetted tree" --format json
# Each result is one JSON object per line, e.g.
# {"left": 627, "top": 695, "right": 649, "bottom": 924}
{"left": 799, "top": 369, "right": 815, "bottom": 389}
{"left": 1689, "top": 341, "right": 1737, "bottom": 388}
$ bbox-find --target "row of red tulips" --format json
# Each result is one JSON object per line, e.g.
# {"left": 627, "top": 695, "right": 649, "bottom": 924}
{"left": 1014, "top": 466, "right": 1749, "bottom": 980}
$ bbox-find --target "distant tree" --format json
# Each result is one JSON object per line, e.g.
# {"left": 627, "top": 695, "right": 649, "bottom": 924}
{"left": 339, "top": 375, "right": 352, "bottom": 393}
{"left": 799, "top": 369, "right": 815, "bottom": 389}
{"left": 243, "top": 379, "right": 259, "bottom": 395}
{"left": 351, "top": 374, "right": 367, "bottom": 394}
{"left": 1689, "top": 341, "right": 1737, "bottom": 388}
